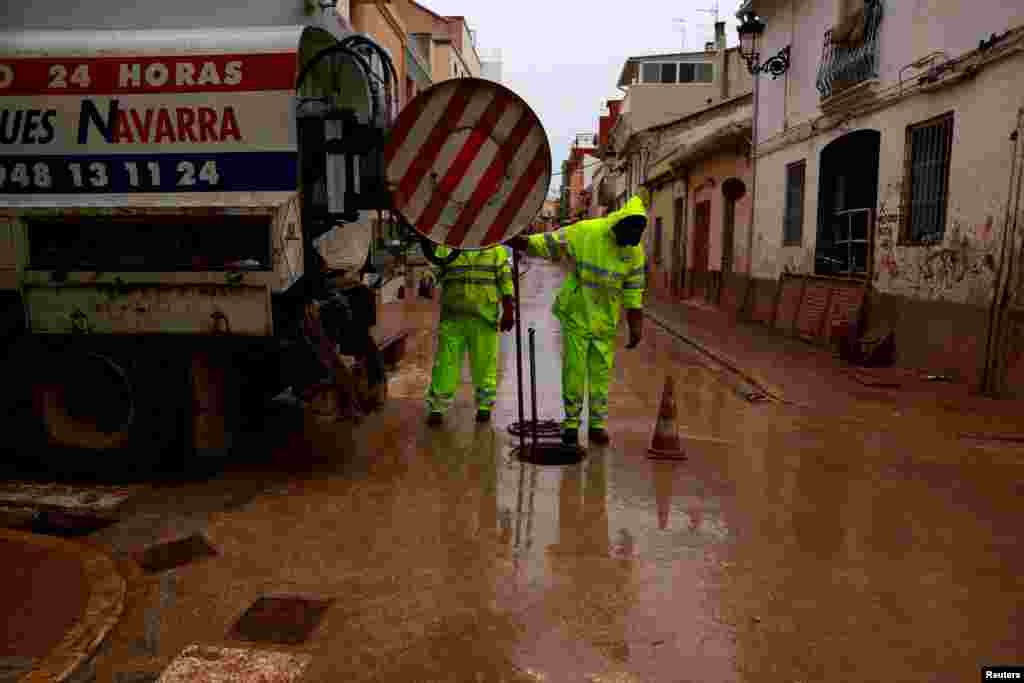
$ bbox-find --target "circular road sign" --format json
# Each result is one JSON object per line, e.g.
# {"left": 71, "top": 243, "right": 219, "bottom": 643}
{"left": 383, "top": 78, "right": 552, "bottom": 250}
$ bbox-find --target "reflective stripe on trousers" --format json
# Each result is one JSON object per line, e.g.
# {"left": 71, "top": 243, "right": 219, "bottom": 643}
{"left": 560, "top": 324, "right": 615, "bottom": 430}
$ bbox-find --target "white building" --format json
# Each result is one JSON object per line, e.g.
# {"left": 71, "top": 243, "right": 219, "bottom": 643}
{"left": 739, "top": 0, "right": 1024, "bottom": 392}
{"left": 479, "top": 47, "right": 503, "bottom": 83}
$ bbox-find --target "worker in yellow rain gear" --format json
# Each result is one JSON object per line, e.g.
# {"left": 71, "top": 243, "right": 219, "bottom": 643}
{"left": 426, "top": 245, "right": 516, "bottom": 426}
{"left": 506, "top": 195, "right": 647, "bottom": 446}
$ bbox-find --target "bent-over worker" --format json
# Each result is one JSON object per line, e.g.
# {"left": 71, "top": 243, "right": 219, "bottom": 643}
{"left": 506, "top": 195, "right": 647, "bottom": 446}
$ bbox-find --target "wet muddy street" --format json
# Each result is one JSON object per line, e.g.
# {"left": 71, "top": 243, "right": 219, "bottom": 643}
{"left": 7, "top": 260, "right": 1023, "bottom": 682}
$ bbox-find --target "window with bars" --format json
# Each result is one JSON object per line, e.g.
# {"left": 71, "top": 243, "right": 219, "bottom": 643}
{"left": 783, "top": 160, "right": 806, "bottom": 245}
{"left": 903, "top": 112, "right": 954, "bottom": 243}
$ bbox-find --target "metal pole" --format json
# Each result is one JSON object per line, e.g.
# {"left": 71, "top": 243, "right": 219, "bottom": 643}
{"left": 511, "top": 248, "right": 526, "bottom": 452}
{"left": 746, "top": 55, "right": 759, "bottom": 279}
{"left": 528, "top": 327, "right": 538, "bottom": 449}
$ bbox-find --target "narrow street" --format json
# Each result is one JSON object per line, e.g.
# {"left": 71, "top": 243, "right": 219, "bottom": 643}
{"left": 3, "top": 259, "right": 1023, "bottom": 683}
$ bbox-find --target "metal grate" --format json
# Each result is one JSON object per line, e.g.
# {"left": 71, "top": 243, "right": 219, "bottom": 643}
{"left": 830, "top": 207, "right": 873, "bottom": 276}
{"left": 816, "top": 0, "right": 884, "bottom": 99}
{"left": 230, "top": 595, "right": 333, "bottom": 645}
{"left": 903, "top": 112, "right": 954, "bottom": 243}
{"left": 135, "top": 533, "right": 218, "bottom": 574}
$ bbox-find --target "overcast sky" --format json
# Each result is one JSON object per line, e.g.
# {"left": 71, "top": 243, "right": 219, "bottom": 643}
{"left": 419, "top": 0, "right": 744, "bottom": 198}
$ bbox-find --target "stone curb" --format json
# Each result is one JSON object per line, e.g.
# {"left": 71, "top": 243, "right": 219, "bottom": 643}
{"left": 0, "top": 529, "right": 126, "bottom": 683}
{"left": 644, "top": 309, "right": 788, "bottom": 403}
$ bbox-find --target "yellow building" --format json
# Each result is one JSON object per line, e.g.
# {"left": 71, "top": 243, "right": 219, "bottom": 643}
{"left": 400, "top": 0, "right": 482, "bottom": 82}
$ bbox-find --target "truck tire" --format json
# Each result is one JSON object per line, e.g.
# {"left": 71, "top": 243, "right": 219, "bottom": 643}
{"left": 11, "top": 342, "right": 189, "bottom": 478}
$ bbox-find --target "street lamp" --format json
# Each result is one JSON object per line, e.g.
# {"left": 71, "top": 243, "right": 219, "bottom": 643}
{"left": 738, "top": 11, "right": 790, "bottom": 78}
{"left": 736, "top": 10, "right": 768, "bottom": 282}
{"left": 737, "top": 12, "right": 765, "bottom": 70}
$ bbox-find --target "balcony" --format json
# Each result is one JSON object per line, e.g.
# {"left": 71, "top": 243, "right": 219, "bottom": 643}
{"left": 815, "top": 0, "right": 884, "bottom": 100}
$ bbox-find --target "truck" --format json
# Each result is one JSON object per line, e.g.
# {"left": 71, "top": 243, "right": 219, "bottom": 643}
{"left": 0, "top": 0, "right": 441, "bottom": 473}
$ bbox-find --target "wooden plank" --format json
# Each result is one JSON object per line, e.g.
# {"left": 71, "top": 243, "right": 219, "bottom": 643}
{"left": 792, "top": 276, "right": 809, "bottom": 336}
{"left": 773, "top": 274, "right": 804, "bottom": 334}
{"left": 796, "top": 280, "right": 831, "bottom": 340}
{"left": 824, "top": 282, "right": 867, "bottom": 342}
{"left": 815, "top": 285, "right": 837, "bottom": 341}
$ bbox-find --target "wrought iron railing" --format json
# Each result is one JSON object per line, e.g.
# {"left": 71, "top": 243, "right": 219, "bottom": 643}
{"left": 815, "top": 0, "right": 884, "bottom": 99}
{"left": 815, "top": 207, "right": 873, "bottom": 277}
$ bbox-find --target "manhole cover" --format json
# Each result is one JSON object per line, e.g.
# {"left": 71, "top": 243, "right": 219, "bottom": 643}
{"left": 135, "top": 533, "right": 218, "bottom": 574}
{"left": 25, "top": 510, "right": 116, "bottom": 538}
{"left": 230, "top": 595, "right": 333, "bottom": 645}
{"left": 512, "top": 443, "right": 587, "bottom": 466}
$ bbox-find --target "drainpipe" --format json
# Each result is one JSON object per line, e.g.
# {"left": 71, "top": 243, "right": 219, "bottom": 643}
{"left": 716, "top": 22, "right": 729, "bottom": 101}
{"left": 983, "top": 107, "right": 1024, "bottom": 396}
{"left": 746, "top": 67, "right": 759, "bottom": 282}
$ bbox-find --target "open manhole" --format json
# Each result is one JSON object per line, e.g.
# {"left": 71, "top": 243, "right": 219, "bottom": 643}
{"left": 229, "top": 595, "right": 333, "bottom": 645}
{"left": 135, "top": 533, "right": 218, "bottom": 573}
{"left": 512, "top": 443, "right": 587, "bottom": 466}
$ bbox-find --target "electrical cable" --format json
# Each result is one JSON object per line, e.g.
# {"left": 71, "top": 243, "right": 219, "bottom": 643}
{"left": 550, "top": 158, "right": 605, "bottom": 177}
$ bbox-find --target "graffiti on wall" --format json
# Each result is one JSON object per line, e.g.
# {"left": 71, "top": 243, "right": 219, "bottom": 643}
{"left": 873, "top": 179, "right": 999, "bottom": 305}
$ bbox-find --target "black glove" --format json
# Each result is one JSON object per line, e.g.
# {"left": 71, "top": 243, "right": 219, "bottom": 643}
{"left": 500, "top": 298, "right": 515, "bottom": 332}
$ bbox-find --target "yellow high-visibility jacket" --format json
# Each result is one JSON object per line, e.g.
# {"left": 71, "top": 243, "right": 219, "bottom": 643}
{"left": 432, "top": 245, "right": 514, "bottom": 324}
{"left": 525, "top": 196, "right": 647, "bottom": 338}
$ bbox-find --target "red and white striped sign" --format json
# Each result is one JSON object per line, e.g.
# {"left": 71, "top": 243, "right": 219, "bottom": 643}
{"left": 384, "top": 78, "right": 551, "bottom": 250}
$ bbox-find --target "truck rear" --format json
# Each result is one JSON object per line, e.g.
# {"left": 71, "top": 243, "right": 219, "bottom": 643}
{"left": 0, "top": 20, "right": 400, "bottom": 472}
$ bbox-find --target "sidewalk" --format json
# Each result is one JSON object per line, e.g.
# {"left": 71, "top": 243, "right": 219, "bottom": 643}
{"left": 645, "top": 296, "right": 1024, "bottom": 436}
{"left": 0, "top": 529, "right": 124, "bottom": 683}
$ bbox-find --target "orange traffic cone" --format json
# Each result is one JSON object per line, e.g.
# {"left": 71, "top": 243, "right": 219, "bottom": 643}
{"left": 647, "top": 376, "right": 686, "bottom": 460}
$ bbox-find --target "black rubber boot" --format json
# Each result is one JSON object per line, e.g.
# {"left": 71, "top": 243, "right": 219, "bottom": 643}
{"left": 562, "top": 428, "right": 579, "bottom": 446}
{"left": 427, "top": 412, "right": 443, "bottom": 427}
{"left": 476, "top": 409, "right": 491, "bottom": 423}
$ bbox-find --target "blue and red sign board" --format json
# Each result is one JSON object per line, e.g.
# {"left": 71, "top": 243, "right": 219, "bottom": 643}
{"left": 0, "top": 52, "right": 299, "bottom": 195}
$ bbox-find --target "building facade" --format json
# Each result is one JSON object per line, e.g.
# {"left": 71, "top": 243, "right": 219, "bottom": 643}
{"left": 740, "top": 0, "right": 1024, "bottom": 391}
{"left": 479, "top": 47, "right": 503, "bottom": 83}
{"left": 606, "top": 22, "right": 753, "bottom": 213}
{"left": 400, "top": 1, "right": 482, "bottom": 82}
{"left": 642, "top": 95, "right": 754, "bottom": 305}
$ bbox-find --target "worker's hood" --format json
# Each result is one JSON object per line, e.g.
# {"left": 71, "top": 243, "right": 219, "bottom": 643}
{"left": 608, "top": 195, "right": 648, "bottom": 246}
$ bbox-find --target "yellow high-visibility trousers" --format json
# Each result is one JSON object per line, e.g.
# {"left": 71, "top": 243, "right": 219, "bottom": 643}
{"left": 561, "top": 325, "right": 614, "bottom": 431}
{"left": 426, "top": 315, "right": 499, "bottom": 415}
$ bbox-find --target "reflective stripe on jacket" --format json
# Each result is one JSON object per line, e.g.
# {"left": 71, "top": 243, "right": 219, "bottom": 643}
{"left": 525, "top": 195, "right": 647, "bottom": 338}
{"left": 433, "top": 245, "right": 514, "bottom": 324}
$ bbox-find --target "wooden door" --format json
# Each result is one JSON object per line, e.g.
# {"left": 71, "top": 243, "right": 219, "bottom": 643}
{"left": 691, "top": 200, "right": 711, "bottom": 296}
{"left": 672, "top": 197, "right": 686, "bottom": 294}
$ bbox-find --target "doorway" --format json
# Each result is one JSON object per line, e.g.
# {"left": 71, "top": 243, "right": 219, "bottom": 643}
{"left": 815, "top": 130, "right": 881, "bottom": 277}
{"left": 672, "top": 196, "right": 686, "bottom": 295}
{"left": 721, "top": 178, "right": 746, "bottom": 278}
{"left": 691, "top": 200, "right": 711, "bottom": 297}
